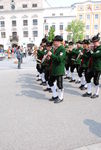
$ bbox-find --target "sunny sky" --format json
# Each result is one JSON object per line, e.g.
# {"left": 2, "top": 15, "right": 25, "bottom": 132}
{"left": 47, "top": 0, "right": 101, "bottom": 7}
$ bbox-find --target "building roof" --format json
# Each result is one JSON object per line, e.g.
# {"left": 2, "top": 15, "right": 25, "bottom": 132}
{"left": 71, "top": 0, "right": 101, "bottom": 7}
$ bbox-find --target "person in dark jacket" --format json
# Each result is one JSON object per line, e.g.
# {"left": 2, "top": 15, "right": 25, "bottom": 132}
{"left": 16, "top": 46, "right": 22, "bottom": 69}
{"left": 82, "top": 33, "right": 101, "bottom": 98}
{"left": 48, "top": 35, "right": 66, "bottom": 103}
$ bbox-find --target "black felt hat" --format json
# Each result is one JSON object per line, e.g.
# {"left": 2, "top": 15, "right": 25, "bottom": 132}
{"left": 92, "top": 33, "right": 100, "bottom": 42}
{"left": 53, "top": 35, "right": 63, "bottom": 42}
{"left": 68, "top": 41, "right": 74, "bottom": 45}
{"left": 82, "top": 39, "right": 91, "bottom": 45}
{"left": 76, "top": 40, "right": 83, "bottom": 44}
{"left": 46, "top": 41, "right": 53, "bottom": 47}
{"left": 65, "top": 40, "right": 68, "bottom": 44}
{"left": 42, "top": 38, "right": 48, "bottom": 43}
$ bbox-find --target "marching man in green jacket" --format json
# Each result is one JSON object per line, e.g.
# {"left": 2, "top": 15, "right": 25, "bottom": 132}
{"left": 47, "top": 35, "right": 66, "bottom": 103}
{"left": 82, "top": 33, "right": 101, "bottom": 98}
{"left": 78, "top": 39, "right": 91, "bottom": 90}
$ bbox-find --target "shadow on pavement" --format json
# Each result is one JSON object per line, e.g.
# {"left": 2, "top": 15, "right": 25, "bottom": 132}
{"left": 64, "top": 83, "right": 81, "bottom": 96}
{"left": 64, "top": 87, "right": 81, "bottom": 96}
{"left": 84, "top": 119, "right": 101, "bottom": 138}
{"left": 16, "top": 73, "right": 47, "bottom": 101}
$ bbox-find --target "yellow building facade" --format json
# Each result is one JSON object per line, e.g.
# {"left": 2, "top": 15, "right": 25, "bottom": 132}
{"left": 75, "top": 1, "right": 101, "bottom": 38}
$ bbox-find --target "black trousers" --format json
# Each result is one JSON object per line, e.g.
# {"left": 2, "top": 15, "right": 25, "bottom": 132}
{"left": 85, "top": 70, "right": 101, "bottom": 85}
{"left": 65, "top": 63, "right": 70, "bottom": 70}
{"left": 45, "top": 70, "right": 50, "bottom": 82}
{"left": 70, "top": 64, "right": 80, "bottom": 74}
{"left": 78, "top": 67, "right": 88, "bottom": 78}
{"left": 36, "top": 64, "right": 42, "bottom": 74}
{"left": 48, "top": 75, "right": 63, "bottom": 89}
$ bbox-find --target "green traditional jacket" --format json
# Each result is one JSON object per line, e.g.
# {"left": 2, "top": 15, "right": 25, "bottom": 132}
{"left": 65, "top": 51, "right": 70, "bottom": 65}
{"left": 71, "top": 47, "right": 83, "bottom": 65}
{"left": 70, "top": 48, "right": 77, "bottom": 65}
{"left": 75, "top": 47, "right": 83, "bottom": 65}
{"left": 81, "top": 49, "right": 91, "bottom": 68}
{"left": 43, "top": 48, "right": 54, "bottom": 71}
{"left": 51, "top": 45, "right": 66, "bottom": 76}
{"left": 91, "top": 45, "right": 101, "bottom": 71}
{"left": 37, "top": 49, "right": 46, "bottom": 60}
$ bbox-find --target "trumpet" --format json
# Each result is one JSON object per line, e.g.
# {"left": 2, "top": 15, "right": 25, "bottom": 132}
{"left": 65, "top": 47, "right": 70, "bottom": 53}
{"left": 76, "top": 50, "right": 82, "bottom": 60}
{"left": 36, "top": 58, "right": 42, "bottom": 64}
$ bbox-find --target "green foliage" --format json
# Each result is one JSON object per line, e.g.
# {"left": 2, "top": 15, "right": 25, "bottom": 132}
{"left": 66, "top": 20, "right": 85, "bottom": 43}
{"left": 48, "top": 26, "right": 55, "bottom": 42}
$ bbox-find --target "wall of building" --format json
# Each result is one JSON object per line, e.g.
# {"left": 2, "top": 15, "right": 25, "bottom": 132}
{"left": 0, "top": 0, "right": 101, "bottom": 49}
{"left": 75, "top": 1, "right": 101, "bottom": 38}
{"left": 43, "top": 7, "right": 76, "bottom": 40}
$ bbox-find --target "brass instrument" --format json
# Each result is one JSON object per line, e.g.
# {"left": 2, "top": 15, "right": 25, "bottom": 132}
{"left": 65, "top": 47, "right": 70, "bottom": 53}
{"left": 36, "top": 58, "right": 42, "bottom": 64}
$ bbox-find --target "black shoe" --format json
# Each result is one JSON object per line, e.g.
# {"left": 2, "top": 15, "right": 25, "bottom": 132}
{"left": 81, "top": 86, "right": 87, "bottom": 90}
{"left": 75, "top": 80, "right": 81, "bottom": 84}
{"left": 37, "top": 79, "right": 41, "bottom": 81}
{"left": 69, "top": 79, "right": 75, "bottom": 83}
{"left": 64, "top": 76, "right": 71, "bottom": 79}
{"left": 42, "top": 82, "right": 47, "bottom": 86}
{"left": 44, "top": 88, "right": 51, "bottom": 92}
{"left": 67, "top": 77, "right": 71, "bottom": 80}
{"left": 40, "top": 82, "right": 46, "bottom": 86}
{"left": 49, "top": 96, "right": 58, "bottom": 101}
{"left": 36, "top": 75, "right": 39, "bottom": 77}
{"left": 91, "top": 94, "right": 99, "bottom": 99}
{"left": 64, "top": 76, "right": 68, "bottom": 79}
{"left": 54, "top": 98, "right": 63, "bottom": 103}
{"left": 79, "top": 85, "right": 84, "bottom": 89}
{"left": 82, "top": 92, "right": 92, "bottom": 97}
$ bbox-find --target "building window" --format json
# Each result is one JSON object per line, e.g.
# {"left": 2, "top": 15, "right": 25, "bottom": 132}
{"left": 22, "top": 4, "right": 27, "bottom": 8}
{"left": 87, "top": 14, "right": 90, "bottom": 19}
{"left": 23, "top": 20, "right": 28, "bottom": 26}
{"left": 33, "top": 31, "right": 38, "bottom": 37}
{"left": 94, "top": 25, "right": 98, "bottom": 30}
{"left": 0, "top": 21, "right": 5, "bottom": 27}
{"left": 79, "top": 15, "right": 83, "bottom": 20}
{"left": 33, "top": 19, "right": 38, "bottom": 25}
{"left": 60, "top": 13, "right": 63, "bottom": 16}
{"left": 95, "top": 5, "right": 100, "bottom": 10}
{"left": 12, "top": 20, "right": 16, "bottom": 27}
{"left": 12, "top": 32, "right": 17, "bottom": 37}
{"left": 86, "top": 25, "right": 90, "bottom": 30}
{"left": 60, "top": 25, "right": 63, "bottom": 30}
{"left": 44, "top": 19, "right": 46, "bottom": 23}
{"left": 0, "top": 5, "right": 4, "bottom": 9}
{"left": 23, "top": 31, "right": 28, "bottom": 37}
{"left": 1, "top": 32, "right": 6, "bottom": 38}
{"left": 52, "top": 13, "right": 55, "bottom": 16}
{"left": 52, "top": 25, "right": 55, "bottom": 30}
{"left": 45, "top": 25, "right": 48, "bottom": 30}
{"left": 32, "top": 4, "right": 37, "bottom": 7}
{"left": 95, "top": 14, "right": 98, "bottom": 19}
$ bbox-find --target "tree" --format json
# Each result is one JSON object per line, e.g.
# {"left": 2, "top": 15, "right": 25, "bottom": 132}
{"left": 48, "top": 26, "right": 55, "bottom": 42}
{"left": 66, "top": 20, "right": 85, "bottom": 43}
